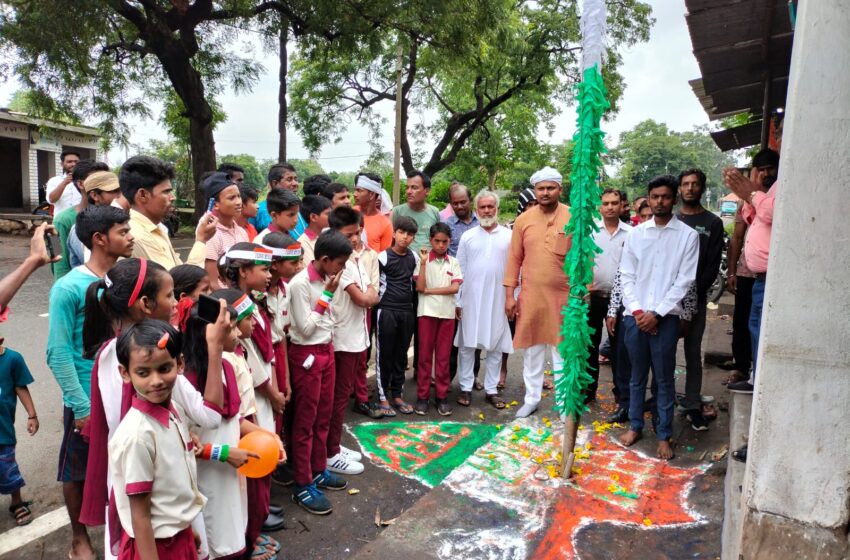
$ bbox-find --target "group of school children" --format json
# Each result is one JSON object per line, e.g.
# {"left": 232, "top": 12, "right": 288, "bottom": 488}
{"left": 0, "top": 164, "right": 465, "bottom": 560}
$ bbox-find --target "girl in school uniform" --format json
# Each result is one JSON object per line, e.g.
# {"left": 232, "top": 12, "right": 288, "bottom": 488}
{"left": 78, "top": 258, "right": 223, "bottom": 559}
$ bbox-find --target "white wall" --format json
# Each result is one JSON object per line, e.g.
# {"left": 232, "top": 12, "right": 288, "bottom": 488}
{"left": 742, "top": 0, "right": 850, "bottom": 530}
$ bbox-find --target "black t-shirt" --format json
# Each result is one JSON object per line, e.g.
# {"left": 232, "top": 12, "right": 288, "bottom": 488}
{"left": 677, "top": 210, "right": 724, "bottom": 300}
{"left": 377, "top": 248, "right": 420, "bottom": 311}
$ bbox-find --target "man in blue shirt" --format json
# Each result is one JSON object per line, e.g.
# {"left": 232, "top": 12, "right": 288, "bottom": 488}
{"left": 445, "top": 183, "right": 479, "bottom": 257}
{"left": 251, "top": 163, "right": 303, "bottom": 233}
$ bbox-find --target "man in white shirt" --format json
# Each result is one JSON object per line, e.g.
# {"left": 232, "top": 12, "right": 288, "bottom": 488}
{"left": 588, "top": 188, "right": 631, "bottom": 410}
{"left": 47, "top": 150, "right": 81, "bottom": 215}
{"left": 617, "top": 175, "right": 698, "bottom": 460}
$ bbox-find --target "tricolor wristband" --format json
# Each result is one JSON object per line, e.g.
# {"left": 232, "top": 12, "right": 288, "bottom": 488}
{"left": 219, "top": 445, "right": 230, "bottom": 463}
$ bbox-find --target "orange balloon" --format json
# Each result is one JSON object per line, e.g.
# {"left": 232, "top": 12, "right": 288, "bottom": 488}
{"left": 237, "top": 430, "right": 279, "bottom": 478}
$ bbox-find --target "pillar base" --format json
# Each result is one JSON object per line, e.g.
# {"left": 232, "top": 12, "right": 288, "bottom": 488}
{"left": 740, "top": 510, "right": 849, "bottom": 559}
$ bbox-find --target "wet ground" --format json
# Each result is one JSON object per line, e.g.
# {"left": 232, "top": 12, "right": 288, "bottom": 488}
{"left": 0, "top": 233, "right": 730, "bottom": 559}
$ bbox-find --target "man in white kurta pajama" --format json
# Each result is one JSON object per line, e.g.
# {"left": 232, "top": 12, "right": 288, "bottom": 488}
{"left": 455, "top": 191, "right": 514, "bottom": 406}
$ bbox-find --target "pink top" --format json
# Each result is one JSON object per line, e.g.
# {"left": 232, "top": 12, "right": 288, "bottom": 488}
{"left": 206, "top": 221, "right": 249, "bottom": 263}
{"left": 741, "top": 186, "right": 776, "bottom": 274}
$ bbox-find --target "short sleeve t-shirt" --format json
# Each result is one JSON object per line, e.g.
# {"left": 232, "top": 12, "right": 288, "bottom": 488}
{"left": 392, "top": 204, "right": 441, "bottom": 252}
{"left": 361, "top": 213, "right": 393, "bottom": 253}
{"left": 377, "top": 248, "right": 420, "bottom": 312}
{"left": 52, "top": 207, "right": 79, "bottom": 279}
{"left": 0, "top": 349, "right": 34, "bottom": 445}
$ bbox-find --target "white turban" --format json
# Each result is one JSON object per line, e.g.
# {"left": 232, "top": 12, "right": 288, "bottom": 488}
{"left": 356, "top": 175, "right": 393, "bottom": 215}
{"left": 530, "top": 166, "right": 563, "bottom": 187}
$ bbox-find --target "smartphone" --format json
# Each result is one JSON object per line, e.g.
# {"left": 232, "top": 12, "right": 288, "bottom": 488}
{"left": 45, "top": 233, "right": 62, "bottom": 259}
{"left": 207, "top": 197, "right": 215, "bottom": 213}
{"left": 198, "top": 293, "right": 220, "bottom": 323}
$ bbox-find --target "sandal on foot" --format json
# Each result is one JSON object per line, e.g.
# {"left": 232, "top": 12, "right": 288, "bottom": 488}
{"left": 378, "top": 404, "right": 397, "bottom": 417}
{"left": 485, "top": 393, "right": 506, "bottom": 410}
{"left": 456, "top": 391, "right": 472, "bottom": 407}
{"left": 9, "top": 501, "right": 33, "bottom": 526}
{"left": 392, "top": 400, "right": 414, "bottom": 415}
{"left": 250, "top": 544, "right": 276, "bottom": 560}
{"left": 473, "top": 380, "right": 484, "bottom": 391}
{"left": 723, "top": 371, "right": 749, "bottom": 385}
{"left": 258, "top": 535, "right": 281, "bottom": 553}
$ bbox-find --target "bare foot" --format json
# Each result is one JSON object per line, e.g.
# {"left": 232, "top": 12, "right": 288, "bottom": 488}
{"left": 657, "top": 440, "right": 674, "bottom": 460}
{"left": 618, "top": 429, "right": 641, "bottom": 447}
{"left": 69, "top": 537, "right": 97, "bottom": 560}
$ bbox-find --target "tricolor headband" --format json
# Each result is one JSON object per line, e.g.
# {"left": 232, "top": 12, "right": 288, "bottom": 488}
{"left": 226, "top": 248, "right": 274, "bottom": 265}
{"left": 233, "top": 294, "right": 255, "bottom": 321}
{"left": 265, "top": 243, "right": 303, "bottom": 261}
{"left": 127, "top": 259, "right": 148, "bottom": 307}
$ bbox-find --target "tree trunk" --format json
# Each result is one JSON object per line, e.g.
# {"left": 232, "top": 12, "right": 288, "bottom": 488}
{"left": 488, "top": 168, "right": 497, "bottom": 189}
{"left": 189, "top": 117, "right": 217, "bottom": 220}
{"left": 278, "top": 20, "right": 288, "bottom": 163}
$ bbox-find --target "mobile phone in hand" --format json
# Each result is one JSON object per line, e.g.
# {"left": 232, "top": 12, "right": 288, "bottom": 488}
{"left": 207, "top": 198, "right": 215, "bottom": 213}
{"left": 198, "top": 293, "right": 221, "bottom": 323}
{"left": 45, "top": 233, "right": 62, "bottom": 260}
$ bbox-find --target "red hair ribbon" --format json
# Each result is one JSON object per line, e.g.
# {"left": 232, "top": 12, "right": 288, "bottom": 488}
{"left": 127, "top": 259, "right": 148, "bottom": 307}
{"left": 156, "top": 332, "right": 169, "bottom": 349}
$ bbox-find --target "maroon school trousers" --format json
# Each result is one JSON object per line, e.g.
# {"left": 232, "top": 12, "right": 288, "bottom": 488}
{"left": 416, "top": 316, "right": 455, "bottom": 401}
{"left": 328, "top": 350, "right": 366, "bottom": 457}
{"left": 353, "top": 313, "right": 372, "bottom": 404}
{"left": 273, "top": 340, "right": 288, "bottom": 435}
{"left": 288, "top": 342, "right": 335, "bottom": 486}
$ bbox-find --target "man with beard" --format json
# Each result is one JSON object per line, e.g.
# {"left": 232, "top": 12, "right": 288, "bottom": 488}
{"left": 504, "top": 167, "right": 571, "bottom": 418}
{"left": 47, "top": 150, "right": 81, "bottom": 215}
{"left": 455, "top": 191, "right": 513, "bottom": 408}
{"left": 676, "top": 168, "right": 724, "bottom": 431}
{"left": 618, "top": 175, "right": 698, "bottom": 460}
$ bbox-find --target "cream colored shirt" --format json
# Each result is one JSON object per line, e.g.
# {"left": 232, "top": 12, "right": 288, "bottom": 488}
{"left": 129, "top": 209, "right": 206, "bottom": 268}
{"left": 225, "top": 351, "right": 257, "bottom": 419}
{"left": 288, "top": 263, "right": 334, "bottom": 346}
{"left": 265, "top": 282, "right": 291, "bottom": 344}
{"left": 333, "top": 256, "right": 371, "bottom": 353}
{"left": 358, "top": 247, "right": 380, "bottom": 292}
{"left": 109, "top": 397, "right": 206, "bottom": 539}
{"left": 416, "top": 251, "right": 463, "bottom": 319}
{"left": 296, "top": 229, "right": 319, "bottom": 266}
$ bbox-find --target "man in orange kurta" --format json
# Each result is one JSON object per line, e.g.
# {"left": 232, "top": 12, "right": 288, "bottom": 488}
{"left": 504, "top": 167, "right": 571, "bottom": 417}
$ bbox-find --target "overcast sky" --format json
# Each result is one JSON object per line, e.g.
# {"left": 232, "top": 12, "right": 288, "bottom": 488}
{"left": 1, "top": 1, "right": 709, "bottom": 172}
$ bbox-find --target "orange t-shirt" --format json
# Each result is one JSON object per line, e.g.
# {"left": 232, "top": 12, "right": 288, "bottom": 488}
{"left": 359, "top": 211, "right": 393, "bottom": 252}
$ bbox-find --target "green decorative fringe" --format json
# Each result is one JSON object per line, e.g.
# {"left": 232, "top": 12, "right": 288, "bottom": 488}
{"left": 554, "top": 65, "right": 610, "bottom": 421}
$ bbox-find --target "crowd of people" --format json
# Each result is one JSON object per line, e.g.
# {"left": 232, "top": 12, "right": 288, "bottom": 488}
{"left": 0, "top": 127, "right": 781, "bottom": 558}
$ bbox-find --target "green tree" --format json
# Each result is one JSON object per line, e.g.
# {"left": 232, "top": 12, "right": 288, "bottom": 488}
{"left": 609, "top": 119, "right": 735, "bottom": 208}
{"left": 289, "top": 0, "right": 652, "bottom": 180}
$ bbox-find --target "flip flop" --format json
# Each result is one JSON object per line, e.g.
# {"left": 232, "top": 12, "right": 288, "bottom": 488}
{"left": 9, "top": 501, "right": 33, "bottom": 526}
{"left": 378, "top": 404, "right": 397, "bottom": 417}
{"left": 392, "top": 400, "right": 414, "bottom": 415}
{"left": 485, "top": 393, "right": 507, "bottom": 409}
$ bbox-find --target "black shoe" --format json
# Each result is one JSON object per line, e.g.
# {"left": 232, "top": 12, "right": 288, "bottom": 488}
{"left": 269, "top": 504, "right": 284, "bottom": 515}
{"left": 272, "top": 463, "right": 294, "bottom": 487}
{"left": 728, "top": 381, "right": 754, "bottom": 394}
{"left": 352, "top": 401, "right": 372, "bottom": 417}
{"left": 606, "top": 406, "right": 629, "bottom": 423}
{"left": 732, "top": 444, "right": 748, "bottom": 463}
{"left": 414, "top": 399, "right": 429, "bottom": 416}
{"left": 262, "top": 512, "right": 285, "bottom": 532}
{"left": 686, "top": 410, "right": 709, "bottom": 431}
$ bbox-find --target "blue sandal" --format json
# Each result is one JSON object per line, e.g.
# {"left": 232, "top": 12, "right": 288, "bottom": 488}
{"left": 257, "top": 534, "right": 282, "bottom": 553}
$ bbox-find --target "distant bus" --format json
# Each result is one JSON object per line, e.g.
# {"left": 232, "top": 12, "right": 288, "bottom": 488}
{"left": 720, "top": 200, "right": 738, "bottom": 217}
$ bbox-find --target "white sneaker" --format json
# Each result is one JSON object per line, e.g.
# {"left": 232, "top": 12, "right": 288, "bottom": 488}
{"left": 515, "top": 404, "right": 538, "bottom": 419}
{"left": 327, "top": 453, "right": 364, "bottom": 475}
{"left": 340, "top": 445, "right": 362, "bottom": 462}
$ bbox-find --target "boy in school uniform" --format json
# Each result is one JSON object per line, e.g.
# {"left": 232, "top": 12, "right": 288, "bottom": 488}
{"left": 351, "top": 215, "right": 382, "bottom": 418}
{"left": 255, "top": 188, "right": 301, "bottom": 245}
{"left": 414, "top": 222, "right": 462, "bottom": 416}
{"left": 296, "top": 195, "right": 332, "bottom": 265}
{"left": 375, "top": 216, "right": 420, "bottom": 416}
{"left": 326, "top": 208, "right": 379, "bottom": 473}
{"left": 287, "top": 230, "right": 352, "bottom": 515}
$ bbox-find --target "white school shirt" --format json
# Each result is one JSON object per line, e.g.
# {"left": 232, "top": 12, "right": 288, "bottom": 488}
{"left": 187, "top": 366, "right": 248, "bottom": 558}
{"left": 109, "top": 397, "right": 206, "bottom": 539}
{"left": 415, "top": 251, "right": 463, "bottom": 319}
{"left": 242, "top": 308, "right": 275, "bottom": 431}
{"left": 227, "top": 351, "right": 257, "bottom": 418}
{"left": 288, "top": 263, "right": 335, "bottom": 346}
{"left": 265, "top": 281, "right": 291, "bottom": 344}
{"left": 619, "top": 215, "right": 699, "bottom": 318}
{"left": 591, "top": 219, "right": 632, "bottom": 292}
{"left": 332, "top": 255, "right": 371, "bottom": 353}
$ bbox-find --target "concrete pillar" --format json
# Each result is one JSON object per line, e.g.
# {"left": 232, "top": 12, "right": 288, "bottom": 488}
{"left": 25, "top": 147, "right": 38, "bottom": 210}
{"left": 735, "top": 2, "right": 850, "bottom": 557}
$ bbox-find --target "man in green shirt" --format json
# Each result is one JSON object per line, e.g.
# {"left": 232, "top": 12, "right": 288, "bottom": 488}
{"left": 51, "top": 161, "right": 109, "bottom": 279}
{"left": 391, "top": 171, "right": 441, "bottom": 252}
